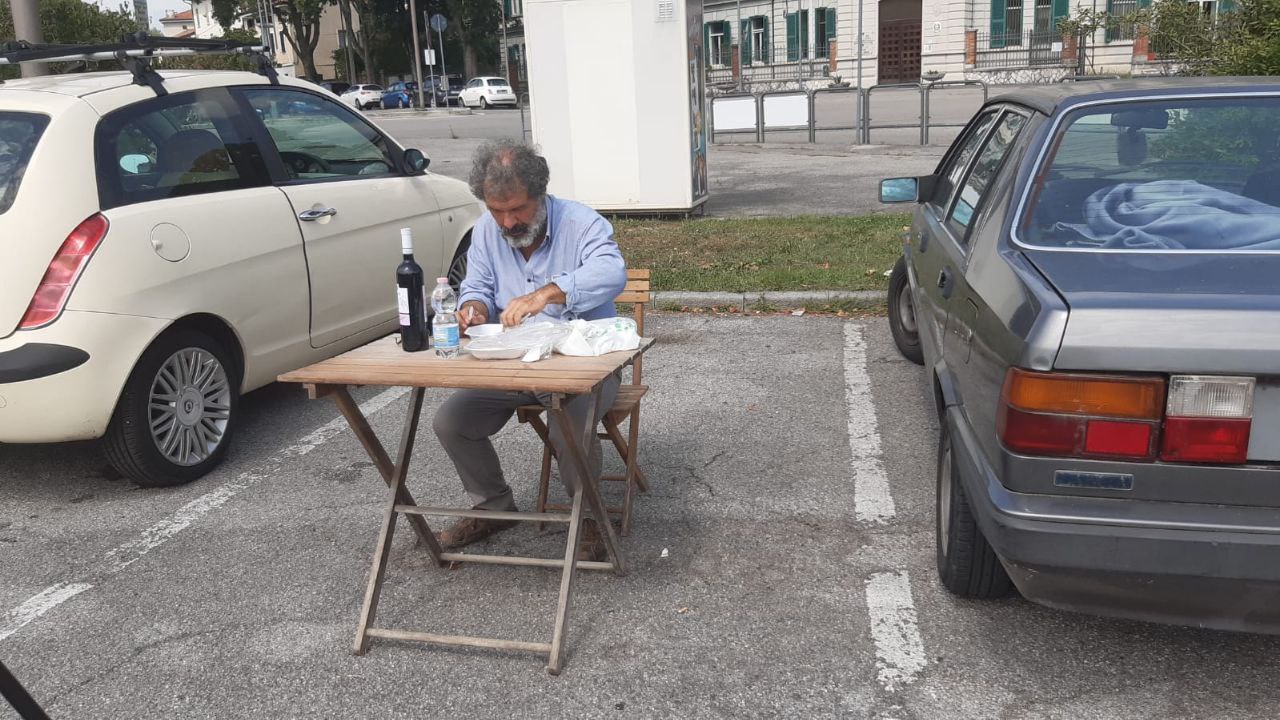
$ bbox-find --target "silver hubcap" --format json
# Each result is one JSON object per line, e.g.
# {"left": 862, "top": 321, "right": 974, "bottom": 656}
{"left": 448, "top": 253, "right": 468, "bottom": 289}
{"left": 938, "top": 445, "right": 953, "bottom": 556}
{"left": 149, "top": 348, "right": 231, "bottom": 467}
{"left": 897, "top": 283, "right": 918, "bottom": 334}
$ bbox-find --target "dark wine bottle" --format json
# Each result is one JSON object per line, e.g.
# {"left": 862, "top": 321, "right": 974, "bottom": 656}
{"left": 396, "top": 228, "right": 428, "bottom": 352}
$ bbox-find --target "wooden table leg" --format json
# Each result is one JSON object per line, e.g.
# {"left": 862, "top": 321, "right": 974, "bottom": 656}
{"left": 353, "top": 387, "right": 435, "bottom": 655}
{"left": 551, "top": 391, "right": 628, "bottom": 578}
{"left": 546, "top": 486, "right": 585, "bottom": 675}
{"left": 331, "top": 386, "right": 439, "bottom": 553}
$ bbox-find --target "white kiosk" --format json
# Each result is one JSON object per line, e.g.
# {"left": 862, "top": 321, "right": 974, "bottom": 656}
{"left": 523, "top": 0, "right": 708, "bottom": 214}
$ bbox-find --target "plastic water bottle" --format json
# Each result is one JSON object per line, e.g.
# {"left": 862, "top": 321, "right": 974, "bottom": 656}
{"left": 431, "top": 277, "right": 459, "bottom": 358}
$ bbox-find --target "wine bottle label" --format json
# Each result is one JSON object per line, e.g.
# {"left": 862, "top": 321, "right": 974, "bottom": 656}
{"left": 397, "top": 288, "right": 410, "bottom": 325}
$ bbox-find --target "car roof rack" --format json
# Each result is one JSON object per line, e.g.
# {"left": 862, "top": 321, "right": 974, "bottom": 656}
{"left": 0, "top": 33, "right": 278, "bottom": 95}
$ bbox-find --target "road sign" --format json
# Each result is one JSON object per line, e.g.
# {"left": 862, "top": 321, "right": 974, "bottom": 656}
{"left": 424, "top": 48, "right": 436, "bottom": 65}
{"left": 429, "top": 13, "right": 448, "bottom": 32}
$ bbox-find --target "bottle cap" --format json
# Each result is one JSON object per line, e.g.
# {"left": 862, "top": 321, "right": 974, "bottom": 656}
{"left": 400, "top": 228, "right": 413, "bottom": 253}
{"left": 437, "top": 277, "right": 448, "bottom": 284}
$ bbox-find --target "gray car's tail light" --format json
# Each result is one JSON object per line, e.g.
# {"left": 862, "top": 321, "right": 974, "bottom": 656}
{"left": 1160, "top": 375, "right": 1255, "bottom": 464}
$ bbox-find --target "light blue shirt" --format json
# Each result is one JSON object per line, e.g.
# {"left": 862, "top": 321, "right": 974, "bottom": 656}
{"left": 458, "top": 195, "right": 627, "bottom": 323}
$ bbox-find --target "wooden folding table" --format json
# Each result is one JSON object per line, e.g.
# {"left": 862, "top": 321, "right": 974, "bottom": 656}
{"left": 278, "top": 335, "right": 653, "bottom": 674}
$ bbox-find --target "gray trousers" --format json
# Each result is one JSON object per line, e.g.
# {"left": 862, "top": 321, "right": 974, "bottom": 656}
{"left": 431, "top": 373, "right": 621, "bottom": 511}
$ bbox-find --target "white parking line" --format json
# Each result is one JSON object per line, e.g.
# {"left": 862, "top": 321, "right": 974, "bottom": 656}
{"left": 0, "top": 583, "right": 93, "bottom": 643}
{"left": 0, "top": 385, "right": 410, "bottom": 644}
{"left": 865, "top": 571, "right": 927, "bottom": 692}
{"left": 844, "top": 323, "right": 896, "bottom": 523}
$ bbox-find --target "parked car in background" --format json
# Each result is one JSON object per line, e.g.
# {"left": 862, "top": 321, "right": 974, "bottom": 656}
{"left": 0, "top": 67, "right": 482, "bottom": 488}
{"left": 458, "top": 76, "right": 517, "bottom": 109}
{"left": 340, "top": 83, "right": 383, "bottom": 110}
{"left": 882, "top": 78, "right": 1280, "bottom": 634}
{"left": 318, "top": 80, "right": 350, "bottom": 97}
{"left": 381, "top": 81, "right": 419, "bottom": 109}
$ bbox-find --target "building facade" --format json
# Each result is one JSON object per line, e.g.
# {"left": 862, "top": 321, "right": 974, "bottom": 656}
{"left": 700, "top": 0, "right": 1219, "bottom": 89}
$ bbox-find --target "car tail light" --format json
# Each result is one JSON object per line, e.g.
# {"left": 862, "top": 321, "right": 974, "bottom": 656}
{"left": 998, "top": 369, "right": 1164, "bottom": 461}
{"left": 1160, "top": 375, "right": 1254, "bottom": 464}
{"left": 19, "top": 214, "right": 109, "bottom": 330}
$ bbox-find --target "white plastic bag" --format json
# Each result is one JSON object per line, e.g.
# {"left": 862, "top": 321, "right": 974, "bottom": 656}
{"left": 554, "top": 317, "right": 641, "bottom": 357}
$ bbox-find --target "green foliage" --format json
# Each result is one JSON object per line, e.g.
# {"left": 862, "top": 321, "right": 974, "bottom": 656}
{"left": 1213, "top": 0, "right": 1280, "bottom": 74}
{"left": 1150, "top": 105, "right": 1280, "bottom": 166}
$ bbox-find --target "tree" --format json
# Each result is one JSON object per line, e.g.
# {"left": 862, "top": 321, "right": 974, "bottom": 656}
{"left": 159, "top": 28, "right": 260, "bottom": 72}
{"left": 337, "top": 0, "right": 376, "bottom": 83}
{"left": 446, "top": 0, "right": 501, "bottom": 80}
{"left": 274, "top": 0, "right": 334, "bottom": 80}
{"left": 0, "top": 0, "right": 137, "bottom": 79}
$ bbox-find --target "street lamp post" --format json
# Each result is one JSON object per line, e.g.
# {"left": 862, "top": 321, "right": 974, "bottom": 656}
{"left": 408, "top": 0, "right": 426, "bottom": 107}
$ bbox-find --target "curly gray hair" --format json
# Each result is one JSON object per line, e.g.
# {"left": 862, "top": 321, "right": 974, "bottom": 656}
{"left": 468, "top": 139, "right": 550, "bottom": 201}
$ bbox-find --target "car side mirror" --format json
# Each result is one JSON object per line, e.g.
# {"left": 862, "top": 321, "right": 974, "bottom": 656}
{"left": 880, "top": 177, "right": 921, "bottom": 203}
{"left": 403, "top": 148, "right": 429, "bottom": 175}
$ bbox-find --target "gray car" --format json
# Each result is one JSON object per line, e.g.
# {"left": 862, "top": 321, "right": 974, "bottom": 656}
{"left": 881, "top": 78, "right": 1280, "bottom": 633}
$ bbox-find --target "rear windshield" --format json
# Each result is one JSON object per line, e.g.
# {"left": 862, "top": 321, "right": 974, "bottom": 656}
{"left": 1022, "top": 97, "right": 1280, "bottom": 251}
{"left": 488, "top": 79, "right": 510, "bottom": 87}
{"left": 0, "top": 112, "right": 50, "bottom": 215}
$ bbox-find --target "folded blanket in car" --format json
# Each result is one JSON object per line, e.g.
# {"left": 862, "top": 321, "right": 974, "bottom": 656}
{"left": 1056, "top": 180, "right": 1280, "bottom": 250}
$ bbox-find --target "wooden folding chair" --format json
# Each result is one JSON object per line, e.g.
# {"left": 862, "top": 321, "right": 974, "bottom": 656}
{"left": 517, "top": 269, "right": 652, "bottom": 535}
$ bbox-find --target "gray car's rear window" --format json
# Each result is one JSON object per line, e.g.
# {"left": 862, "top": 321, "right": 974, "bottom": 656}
{"left": 0, "top": 112, "right": 50, "bottom": 215}
{"left": 1022, "top": 97, "right": 1280, "bottom": 251}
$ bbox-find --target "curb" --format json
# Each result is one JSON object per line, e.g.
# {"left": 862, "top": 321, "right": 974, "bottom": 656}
{"left": 651, "top": 290, "right": 881, "bottom": 310}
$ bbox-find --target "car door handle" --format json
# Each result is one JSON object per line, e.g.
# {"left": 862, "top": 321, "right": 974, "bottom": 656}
{"left": 937, "top": 267, "right": 952, "bottom": 289}
{"left": 298, "top": 207, "right": 337, "bottom": 221}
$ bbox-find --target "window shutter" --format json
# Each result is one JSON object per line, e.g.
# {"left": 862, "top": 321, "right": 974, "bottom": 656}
{"left": 1136, "top": 0, "right": 1151, "bottom": 7}
{"left": 825, "top": 7, "right": 837, "bottom": 44}
{"left": 801, "top": 10, "right": 810, "bottom": 58}
{"left": 741, "top": 20, "right": 752, "bottom": 64}
{"left": 1218, "top": 0, "right": 1235, "bottom": 12}
{"left": 761, "top": 16, "right": 770, "bottom": 63}
{"left": 990, "top": 0, "right": 1007, "bottom": 48}
{"left": 786, "top": 12, "right": 799, "bottom": 61}
{"left": 704, "top": 22, "right": 712, "bottom": 64}
{"left": 504, "top": 0, "right": 512, "bottom": 18}
{"left": 1052, "top": 0, "right": 1069, "bottom": 25}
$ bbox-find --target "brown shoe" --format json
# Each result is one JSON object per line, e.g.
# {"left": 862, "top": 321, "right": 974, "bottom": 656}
{"left": 577, "top": 518, "right": 609, "bottom": 562}
{"left": 436, "top": 515, "right": 518, "bottom": 550}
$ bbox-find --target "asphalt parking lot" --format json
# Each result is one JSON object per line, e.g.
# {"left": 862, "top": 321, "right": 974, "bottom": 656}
{"left": 5, "top": 316, "right": 1280, "bottom": 719}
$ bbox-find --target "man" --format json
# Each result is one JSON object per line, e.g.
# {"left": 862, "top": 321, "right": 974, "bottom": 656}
{"left": 432, "top": 139, "right": 627, "bottom": 557}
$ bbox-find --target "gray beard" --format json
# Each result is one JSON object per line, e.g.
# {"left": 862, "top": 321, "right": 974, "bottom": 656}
{"left": 502, "top": 202, "right": 548, "bottom": 249}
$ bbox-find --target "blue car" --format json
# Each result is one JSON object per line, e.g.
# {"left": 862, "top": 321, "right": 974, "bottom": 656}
{"left": 380, "top": 82, "right": 419, "bottom": 109}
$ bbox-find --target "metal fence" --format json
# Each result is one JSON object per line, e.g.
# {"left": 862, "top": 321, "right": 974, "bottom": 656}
{"left": 974, "top": 30, "right": 1067, "bottom": 68}
{"left": 706, "top": 80, "right": 987, "bottom": 146}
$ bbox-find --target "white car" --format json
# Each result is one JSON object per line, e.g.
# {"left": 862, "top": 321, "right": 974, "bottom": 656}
{"left": 0, "top": 68, "right": 481, "bottom": 486}
{"left": 340, "top": 83, "right": 384, "bottom": 110}
{"left": 458, "top": 77, "right": 518, "bottom": 109}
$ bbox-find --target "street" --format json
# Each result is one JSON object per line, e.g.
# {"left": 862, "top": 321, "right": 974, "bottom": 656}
{"left": 366, "top": 106, "right": 945, "bottom": 217}
{"left": 4, "top": 316, "right": 1279, "bottom": 719}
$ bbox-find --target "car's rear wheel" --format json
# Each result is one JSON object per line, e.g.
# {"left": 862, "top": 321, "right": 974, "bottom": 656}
{"left": 888, "top": 256, "right": 924, "bottom": 365}
{"left": 103, "top": 329, "right": 240, "bottom": 488}
{"left": 936, "top": 426, "right": 1012, "bottom": 598}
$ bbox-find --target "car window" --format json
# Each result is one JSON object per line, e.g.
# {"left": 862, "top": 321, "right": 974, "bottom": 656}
{"left": 1023, "top": 96, "right": 1280, "bottom": 250}
{"left": 948, "top": 112, "right": 1026, "bottom": 234}
{"left": 931, "top": 111, "right": 998, "bottom": 212}
{"left": 488, "top": 79, "right": 510, "bottom": 87}
{"left": 95, "top": 91, "right": 260, "bottom": 210}
{"left": 0, "top": 112, "right": 49, "bottom": 215}
{"left": 240, "top": 88, "right": 396, "bottom": 181}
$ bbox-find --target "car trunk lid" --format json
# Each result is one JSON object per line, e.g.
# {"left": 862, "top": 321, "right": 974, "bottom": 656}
{"left": 1025, "top": 250, "right": 1280, "bottom": 462}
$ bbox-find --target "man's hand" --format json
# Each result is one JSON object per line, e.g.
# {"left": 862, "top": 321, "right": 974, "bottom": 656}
{"left": 500, "top": 283, "right": 567, "bottom": 327}
{"left": 458, "top": 300, "right": 488, "bottom": 333}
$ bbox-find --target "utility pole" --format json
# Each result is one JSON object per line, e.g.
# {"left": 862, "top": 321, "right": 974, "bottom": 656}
{"left": 409, "top": 0, "right": 426, "bottom": 107}
{"left": 856, "top": 0, "right": 864, "bottom": 89}
{"left": 10, "top": 0, "right": 48, "bottom": 77}
{"left": 735, "top": 0, "right": 742, "bottom": 90}
{"left": 339, "top": 1, "right": 356, "bottom": 82}
{"left": 499, "top": 0, "right": 509, "bottom": 83}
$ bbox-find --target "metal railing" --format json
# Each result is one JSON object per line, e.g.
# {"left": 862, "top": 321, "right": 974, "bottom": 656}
{"left": 974, "top": 30, "right": 1068, "bottom": 68}
{"left": 809, "top": 86, "right": 861, "bottom": 143}
{"left": 518, "top": 91, "right": 531, "bottom": 139}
